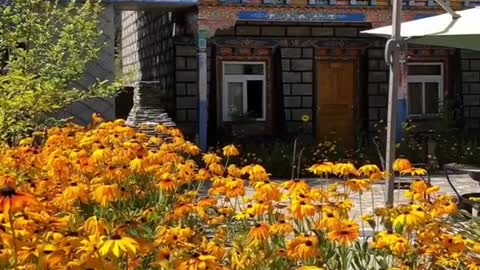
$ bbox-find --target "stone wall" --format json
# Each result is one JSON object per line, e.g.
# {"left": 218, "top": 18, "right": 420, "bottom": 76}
{"left": 120, "top": 9, "right": 176, "bottom": 123}
{"left": 174, "top": 40, "right": 199, "bottom": 135}
{"left": 366, "top": 40, "right": 389, "bottom": 133}
{"left": 281, "top": 47, "right": 314, "bottom": 135}
{"left": 461, "top": 49, "right": 480, "bottom": 130}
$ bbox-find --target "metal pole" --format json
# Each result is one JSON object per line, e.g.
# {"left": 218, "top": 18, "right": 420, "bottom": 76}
{"left": 197, "top": 30, "right": 209, "bottom": 151}
{"left": 384, "top": 0, "right": 403, "bottom": 207}
{"left": 433, "top": 0, "right": 460, "bottom": 19}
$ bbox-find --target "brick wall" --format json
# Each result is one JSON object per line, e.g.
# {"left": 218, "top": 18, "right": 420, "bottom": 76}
{"left": 281, "top": 47, "right": 314, "bottom": 135}
{"left": 121, "top": 10, "right": 175, "bottom": 116}
{"left": 366, "top": 40, "right": 389, "bottom": 133}
{"left": 461, "top": 49, "right": 480, "bottom": 130}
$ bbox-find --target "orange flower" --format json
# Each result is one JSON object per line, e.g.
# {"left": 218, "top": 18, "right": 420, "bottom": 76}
{"left": 392, "top": 158, "right": 412, "bottom": 172}
{"left": 291, "top": 200, "right": 316, "bottom": 220}
{"left": 344, "top": 179, "right": 371, "bottom": 193}
{"left": 287, "top": 235, "right": 318, "bottom": 260}
{"left": 307, "top": 162, "right": 333, "bottom": 177}
{"left": 327, "top": 220, "right": 359, "bottom": 246}
{"left": 357, "top": 164, "right": 380, "bottom": 177}
{"left": 270, "top": 219, "right": 293, "bottom": 236}
{"left": 222, "top": 145, "right": 239, "bottom": 157}
{"left": 247, "top": 223, "right": 270, "bottom": 246}
{"left": 92, "top": 184, "right": 122, "bottom": 207}
{"left": 0, "top": 186, "right": 37, "bottom": 214}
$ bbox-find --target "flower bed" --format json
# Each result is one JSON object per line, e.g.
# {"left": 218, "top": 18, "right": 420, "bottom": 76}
{"left": 0, "top": 117, "right": 478, "bottom": 270}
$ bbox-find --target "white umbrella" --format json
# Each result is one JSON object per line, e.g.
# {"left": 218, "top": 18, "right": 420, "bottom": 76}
{"left": 361, "top": 2, "right": 479, "bottom": 207}
{"left": 363, "top": 7, "right": 480, "bottom": 51}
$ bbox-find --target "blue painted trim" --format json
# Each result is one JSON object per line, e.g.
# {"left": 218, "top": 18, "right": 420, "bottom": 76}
{"left": 396, "top": 98, "right": 408, "bottom": 142}
{"left": 237, "top": 11, "right": 366, "bottom": 22}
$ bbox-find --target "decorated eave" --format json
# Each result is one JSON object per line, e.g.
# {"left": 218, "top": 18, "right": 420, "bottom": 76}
{"left": 103, "top": 0, "right": 197, "bottom": 9}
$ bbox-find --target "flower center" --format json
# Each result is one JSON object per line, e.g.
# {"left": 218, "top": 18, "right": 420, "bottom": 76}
{"left": 110, "top": 234, "right": 122, "bottom": 240}
{"left": 0, "top": 186, "right": 17, "bottom": 197}
{"left": 305, "top": 240, "right": 313, "bottom": 246}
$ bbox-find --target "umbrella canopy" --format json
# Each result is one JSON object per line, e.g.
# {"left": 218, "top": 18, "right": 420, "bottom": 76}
{"left": 362, "top": 7, "right": 480, "bottom": 51}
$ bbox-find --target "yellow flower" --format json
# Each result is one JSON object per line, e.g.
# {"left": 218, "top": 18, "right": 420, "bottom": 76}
{"left": 400, "top": 167, "right": 427, "bottom": 176}
{"left": 392, "top": 158, "right": 412, "bottom": 172}
{"left": 92, "top": 184, "right": 122, "bottom": 207}
{"left": 344, "top": 179, "right": 371, "bottom": 193}
{"left": 358, "top": 164, "right": 380, "bottom": 177}
{"left": 333, "top": 163, "right": 358, "bottom": 177}
{"left": 203, "top": 153, "right": 221, "bottom": 165}
{"left": 99, "top": 235, "right": 139, "bottom": 258}
{"left": 307, "top": 162, "right": 333, "bottom": 177}
{"left": 222, "top": 144, "right": 240, "bottom": 157}
{"left": 327, "top": 220, "right": 360, "bottom": 246}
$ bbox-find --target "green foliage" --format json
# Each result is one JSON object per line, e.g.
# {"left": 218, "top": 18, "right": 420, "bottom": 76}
{"left": 0, "top": 0, "right": 122, "bottom": 144}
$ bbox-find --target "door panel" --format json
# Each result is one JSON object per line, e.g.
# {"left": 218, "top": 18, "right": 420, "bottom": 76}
{"left": 316, "top": 61, "right": 356, "bottom": 146}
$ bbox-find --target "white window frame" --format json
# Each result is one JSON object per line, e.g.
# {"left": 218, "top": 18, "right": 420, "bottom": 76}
{"left": 222, "top": 61, "right": 267, "bottom": 122}
{"left": 407, "top": 62, "right": 444, "bottom": 117}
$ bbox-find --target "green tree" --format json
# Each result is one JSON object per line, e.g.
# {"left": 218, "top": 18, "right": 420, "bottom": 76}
{"left": 0, "top": 0, "right": 122, "bottom": 144}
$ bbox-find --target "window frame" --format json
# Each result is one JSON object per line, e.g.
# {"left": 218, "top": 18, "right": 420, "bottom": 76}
{"left": 222, "top": 61, "right": 267, "bottom": 122}
{"left": 407, "top": 62, "right": 444, "bottom": 117}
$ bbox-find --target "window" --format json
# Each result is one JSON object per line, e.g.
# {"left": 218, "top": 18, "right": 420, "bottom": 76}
{"left": 222, "top": 62, "right": 266, "bottom": 121}
{"left": 407, "top": 63, "right": 443, "bottom": 116}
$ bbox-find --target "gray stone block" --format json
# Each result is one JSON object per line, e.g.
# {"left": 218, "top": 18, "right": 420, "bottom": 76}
{"left": 302, "top": 96, "right": 313, "bottom": 107}
{"left": 462, "top": 60, "right": 470, "bottom": 70}
{"left": 291, "top": 84, "right": 312, "bottom": 95}
{"left": 368, "top": 60, "right": 378, "bottom": 70}
{"left": 463, "top": 71, "right": 480, "bottom": 82}
{"left": 302, "top": 48, "right": 313, "bottom": 58}
{"left": 283, "top": 84, "right": 291, "bottom": 95}
{"left": 470, "top": 83, "right": 480, "bottom": 94}
{"left": 369, "top": 71, "right": 388, "bottom": 83}
{"left": 282, "top": 59, "right": 290, "bottom": 71}
{"left": 176, "top": 57, "right": 185, "bottom": 69}
{"left": 291, "top": 109, "right": 312, "bottom": 121}
{"left": 188, "top": 109, "right": 198, "bottom": 121}
{"left": 462, "top": 49, "right": 480, "bottom": 58}
{"left": 335, "top": 27, "right": 358, "bottom": 37}
{"left": 176, "top": 96, "right": 198, "bottom": 109}
{"left": 186, "top": 83, "right": 197, "bottom": 95}
{"left": 312, "top": 27, "right": 334, "bottom": 37}
{"left": 283, "top": 72, "right": 302, "bottom": 83}
{"left": 471, "top": 60, "right": 480, "bottom": 70}
{"left": 378, "top": 84, "right": 389, "bottom": 95}
{"left": 369, "top": 96, "right": 387, "bottom": 107}
{"left": 292, "top": 59, "right": 313, "bottom": 71}
{"left": 216, "top": 27, "right": 235, "bottom": 36}
{"left": 236, "top": 26, "right": 260, "bottom": 36}
{"left": 302, "top": 72, "right": 312, "bottom": 83}
{"left": 186, "top": 58, "right": 197, "bottom": 69}
{"left": 261, "top": 26, "right": 285, "bottom": 36}
{"left": 368, "top": 49, "right": 384, "bottom": 58}
{"left": 285, "top": 96, "right": 302, "bottom": 107}
{"left": 176, "top": 71, "right": 197, "bottom": 82}
{"left": 176, "top": 110, "right": 187, "bottom": 121}
{"left": 281, "top": 48, "right": 302, "bottom": 58}
{"left": 369, "top": 108, "right": 379, "bottom": 120}
{"left": 176, "top": 83, "right": 186, "bottom": 96}
{"left": 176, "top": 46, "right": 197, "bottom": 56}
{"left": 368, "top": 83, "right": 378, "bottom": 95}
{"left": 284, "top": 110, "right": 291, "bottom": 121}
{"left": 470, "top": 107, "right": 480, "bottom": 117}
{"left": 287, "top": 27, "right": 310, "bottom": 36}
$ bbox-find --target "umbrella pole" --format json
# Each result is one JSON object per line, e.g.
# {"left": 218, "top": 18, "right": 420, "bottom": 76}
{"left": 384, "top": 0, "right": 403, "bottom": 208}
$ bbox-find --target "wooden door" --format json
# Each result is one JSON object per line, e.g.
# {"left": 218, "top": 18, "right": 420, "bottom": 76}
{"left": 316, "top": 61, "right": 356, "bottom": 146}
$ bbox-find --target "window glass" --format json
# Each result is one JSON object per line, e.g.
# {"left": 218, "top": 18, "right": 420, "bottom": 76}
{"left": 408, "top": 64, "right": 441, "bottom": 75}
{"left": 408, "top": 82, "right": 423, "bottom": 115}
{"left": 425, "top": 82, "right": 440, "bottom": 114}
{"left": 246, "top": 80, "right": 263, "bottom": 118}
{"left": 227, "top": 82, "right": 243, "bottom": 117}
{"left": 224, "top": 64, "right": 264, "bottom": 75}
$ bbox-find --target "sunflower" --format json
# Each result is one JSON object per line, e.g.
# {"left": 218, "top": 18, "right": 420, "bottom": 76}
{"left": 222, "top": 144, "right": 240, "bottom": 157}
{"left": 247, "top": 223, "right": 270, "bottom": 247}
{"left": 392, "top": 158, "right": 412, "bottom": 172}
{"left": 0, "top": 186, "right": 37, "bottom": 214}
{"left": 99, "top": 234, "right": 139, "bottom": 258}
{"left": 327, "top": 220, "right": 359, "bottom": 246}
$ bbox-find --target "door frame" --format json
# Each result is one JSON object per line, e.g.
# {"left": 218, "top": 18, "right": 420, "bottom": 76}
{"left": 314, "top": 53, "right": 361, "bottom": 145}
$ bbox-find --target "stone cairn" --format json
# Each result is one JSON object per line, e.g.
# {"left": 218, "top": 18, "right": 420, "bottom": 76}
{"left": 126, "top": 81, "right": 176, "bottom": 136}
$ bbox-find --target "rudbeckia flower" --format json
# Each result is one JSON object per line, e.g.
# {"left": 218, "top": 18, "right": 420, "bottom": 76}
{"left": 270, "top": 219, "right": 293, "bottom": 236}
{"left": 92, "top": 184, "right": 122, "bottom": 207}
{"left": 392, "top": 158, "right": 412, "bottom": 172}
{"left": 333, "top": 163, "right": 358, "bottom": 177}
{"left": 99, "top": 234, "right": 139, "bottom": 258}
{"left": 0, "top": 186, "right": 37, "bottom": 214}
{"left": 307, "top": 162, "right": 333, "bottom": 177}
{"left": 203, "top": 153, "right": 221, "bottom": 165}
{"left": 327, "top": 220, "right": 360, "bottom": 246}
{"left": 287, "top": 235, "right": 318, "bottom": 260}
{"left": 344, "top": 179, "right": 371, "bottom": 193}
{"left": 247, "top": 223, "right": 270, "bottom": 247}
{"left": 357, "top": 164, "right": 380, "bottom": 177}
{"left": 222, "top": 144, "right": 240, "bottom": 157}
{"left": 291, "top": 200, "right": 316, "bottom": 220}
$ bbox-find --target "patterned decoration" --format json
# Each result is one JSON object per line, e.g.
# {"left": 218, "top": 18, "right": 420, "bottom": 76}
{"left": 237, "top": 11, "right": 366, "bottom": 22}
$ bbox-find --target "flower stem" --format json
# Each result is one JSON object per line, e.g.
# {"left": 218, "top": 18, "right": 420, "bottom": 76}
{"left": 8, "top": 212, "right": 18, "bottom": 270}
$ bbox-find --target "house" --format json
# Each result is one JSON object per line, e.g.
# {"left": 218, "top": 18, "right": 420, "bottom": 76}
{"left": 119, "top": 0, "right": 480, "bottom": 149}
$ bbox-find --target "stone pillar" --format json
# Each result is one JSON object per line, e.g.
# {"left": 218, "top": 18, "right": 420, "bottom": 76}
{"left": 197, "top": 31, "right": 209, "bottom": 150}
{"left": 126, "top": 81, "right": 175, "bottom": 128}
